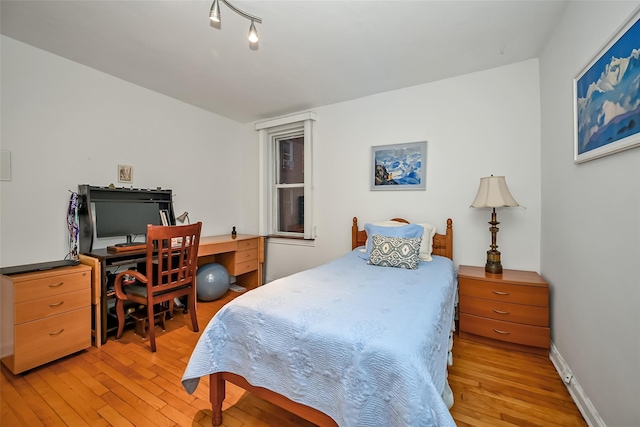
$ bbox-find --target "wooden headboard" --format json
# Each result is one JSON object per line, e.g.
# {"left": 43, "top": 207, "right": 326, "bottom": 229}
{"left": 351, "top": 217, "right": 453, "bottom": 260}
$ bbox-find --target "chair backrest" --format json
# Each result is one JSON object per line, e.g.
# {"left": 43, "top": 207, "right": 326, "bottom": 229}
{"left": 144, "top": 222, "right": 202, "bottom": 293}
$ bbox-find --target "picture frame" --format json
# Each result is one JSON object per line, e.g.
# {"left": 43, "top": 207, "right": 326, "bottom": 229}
{"left": 573, "top": 7, "right": 640, "bottom": 164}
{"left": 118, "top": 164, "right": 133, "bottom": 183}
{"left": 371, "top": 141, "right": 427, "bottom": 191}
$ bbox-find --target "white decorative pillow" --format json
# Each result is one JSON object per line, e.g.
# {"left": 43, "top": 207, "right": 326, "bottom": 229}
{"left": 367, "top": 234, "right": 422, "bottom": 270}
{"left": 417, "top": 222, "right": 437, "bottom": 261}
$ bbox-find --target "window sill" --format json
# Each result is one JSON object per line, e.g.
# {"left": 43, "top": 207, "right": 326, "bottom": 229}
{"left": 267, "top": 235, "right": 316, "bottom": 247}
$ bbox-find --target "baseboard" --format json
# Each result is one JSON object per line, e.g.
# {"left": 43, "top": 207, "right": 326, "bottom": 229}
{"left": 549, "top": 342, "right": 606, "bottom": 427}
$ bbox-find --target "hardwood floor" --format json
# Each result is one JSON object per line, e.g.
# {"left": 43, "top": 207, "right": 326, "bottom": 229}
{"left": 2, "top": 288, "right": 587, "bottom": 427}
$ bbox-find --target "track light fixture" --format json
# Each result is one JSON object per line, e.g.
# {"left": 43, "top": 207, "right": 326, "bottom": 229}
{"left": 209, "top": 0, "right": 262, "bottom": 43}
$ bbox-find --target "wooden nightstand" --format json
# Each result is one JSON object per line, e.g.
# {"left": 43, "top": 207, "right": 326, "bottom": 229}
{"left": 458, "top": 265, "right": 550, "bottom": 355}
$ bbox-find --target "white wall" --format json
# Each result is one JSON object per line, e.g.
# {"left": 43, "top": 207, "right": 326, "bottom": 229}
{"left": 539, "top": 2, "right": 640, "bottom": 426}
{"left": 0, "top": 36, "right": 258, "bottom": 267}
{"left": 265, "top": 59, "right": 542, "bottom": 281}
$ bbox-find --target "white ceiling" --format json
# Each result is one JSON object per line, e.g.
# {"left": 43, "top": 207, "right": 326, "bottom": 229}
{"left": 1, "top": 0, "right": 567, "bottom": 123}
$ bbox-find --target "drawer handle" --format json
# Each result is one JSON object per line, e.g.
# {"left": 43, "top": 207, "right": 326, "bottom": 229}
{"left": 49, "top": 301, "right": 65, "bottom": 307}
{"left": 49, "top": 282, "right": 64, "bottom": 288}
{"left": 492, "top": 290, "right": 510, "bottom": 296}
{"left": 492, "top": 328, "right": 511, "bottom": 335}
{"left": 49, "top": 329, "right": 64, "bottom": 336}
{"left": 492, "top": 309, "right": 510, "bottom": 315}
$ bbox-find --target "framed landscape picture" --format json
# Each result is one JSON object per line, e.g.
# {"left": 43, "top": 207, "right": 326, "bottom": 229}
{"left": 574, "top": 7, "right": 640, "bottom": 163}
{"left": 371, "top": 141, "right": 427, "bottom": 191}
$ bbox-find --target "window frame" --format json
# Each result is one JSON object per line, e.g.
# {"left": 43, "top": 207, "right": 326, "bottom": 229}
{"left": 256, "top": 112, "right": 316, "bottom": 240}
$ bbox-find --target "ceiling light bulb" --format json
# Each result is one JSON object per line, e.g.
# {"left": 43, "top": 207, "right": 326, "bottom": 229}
{"left": 248, "top": 20, "right": 259, "bottom": 43}
{"left": 209, "top": 0, "right": 221, "bottom": 22}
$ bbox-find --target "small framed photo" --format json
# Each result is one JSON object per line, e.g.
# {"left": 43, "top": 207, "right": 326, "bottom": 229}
{"left": 118, "top": 164, "right": 133, "bottom": 183}
{"left": 371, "top": 141, "right": 427, "bottom": 191}
{"left": 573, "top": 8, "right": 640, "bottom": 163}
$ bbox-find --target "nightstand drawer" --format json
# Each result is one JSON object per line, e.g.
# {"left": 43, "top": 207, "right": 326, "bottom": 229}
{"left": 460, "top": 313, "right": 550, "bottom": 349}
{"left": 459, "top": 278, "right": 548, "bottom": 307}
{"left": 459, "top": 295, "right": 549, "bottom": 327}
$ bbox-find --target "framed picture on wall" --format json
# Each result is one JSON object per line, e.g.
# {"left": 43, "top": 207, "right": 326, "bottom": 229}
{"left": 371, "top": 141, "right": 427, "bottom": 191}
{"left": 118, "top": 164, "right": 133, "bottom": 183}
{"left": 573, "top": 7, "right": 640, "bottom": 163}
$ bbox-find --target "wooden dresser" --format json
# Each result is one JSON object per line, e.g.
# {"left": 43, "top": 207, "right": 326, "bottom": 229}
{"left": 1, "top": 264, "right": 92, "bottom": 374}
{"left": 458, "top": 265, "right": 550, "bottom": 355}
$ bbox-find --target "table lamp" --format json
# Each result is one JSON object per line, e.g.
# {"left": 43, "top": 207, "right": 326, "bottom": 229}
{"left": 176, "top": 211, "right": 190, "bottom": 224}
{"left": 470, "top": 175, "right": 519, "bottom": 274}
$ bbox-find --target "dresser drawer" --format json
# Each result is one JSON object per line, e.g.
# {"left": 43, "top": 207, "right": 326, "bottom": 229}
{"left": 459, "top": 294, "right": 549, "bottom": 327}
{"left": 15, "top": 288, "right": 90, "bottom": 324}
{"left": 14, "top": 270, "right": 90, "bottom": 303}
{"left": 460, "top": 313, "right": 550, "bottom": 349}
{"left": 459, "top": 278, "right": 548, "bottom": 307}
{"left": 13, "top": 307, "right": 91, "bottom": 373}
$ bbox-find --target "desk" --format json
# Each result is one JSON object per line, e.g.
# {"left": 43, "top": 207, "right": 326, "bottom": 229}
{"left": 81, "top": 234, "right": 264, "bottom": 346}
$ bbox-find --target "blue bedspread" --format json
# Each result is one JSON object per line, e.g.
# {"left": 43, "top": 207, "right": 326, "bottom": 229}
{"left": 182, "top": 249, "right": 457, "bottom": 426}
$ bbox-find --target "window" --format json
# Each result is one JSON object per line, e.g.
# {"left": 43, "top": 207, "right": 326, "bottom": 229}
{"left": 256, "top": 112, "right": 316, "bottom": 240}
{"left": 276, "top": 136, "right": 304, "bottom": 234}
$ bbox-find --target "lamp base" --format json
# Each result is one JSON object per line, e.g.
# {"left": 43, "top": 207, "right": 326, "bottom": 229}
{"left": 485, "top": 261, "right": 503, "bottom": 275}
{"left": 485, "top": 249, "right": 502, "bottom": 274}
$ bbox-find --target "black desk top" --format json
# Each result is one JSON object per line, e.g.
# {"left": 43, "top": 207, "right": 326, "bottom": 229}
{"left": 0, "top": 259, "right": 80, "bottom": 276}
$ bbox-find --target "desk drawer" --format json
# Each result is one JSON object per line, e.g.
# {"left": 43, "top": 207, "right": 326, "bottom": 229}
{"left": 13, "top": 307, "right": 91, "bottom": 373}
{"left": 237, "top": 238, "right": 258, "bottom": 251}
{"left": 14, "top": 270, "right": 89, "bottom": 303}
{"left": 15, "top": 288, "right": 90, "bottom": 324}
{"left": 199, "top": 240, "right": 237, "bottom": 257}
{"left": 459, "top": 295, "right": 549, "bottom": 327}
{"left": 233, "top": 259, "right": 258, "bottom": 276}
{"left": 235, "top": 248, "right": 258, "bottom": 264}
{"left": 460, "top": 313, "right": 550, "bottom": 349}
{"left": 459, "top": 278, "right": 548, "bottom": 307}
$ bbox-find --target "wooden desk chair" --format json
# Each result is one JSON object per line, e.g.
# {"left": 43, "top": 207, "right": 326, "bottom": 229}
{"left": 114, "top": 222, "right": 202, "bottom": 352}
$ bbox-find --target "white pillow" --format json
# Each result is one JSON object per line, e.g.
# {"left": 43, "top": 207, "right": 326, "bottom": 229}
{"left": 416, "top": 222, "right": 437, "bottom": 261}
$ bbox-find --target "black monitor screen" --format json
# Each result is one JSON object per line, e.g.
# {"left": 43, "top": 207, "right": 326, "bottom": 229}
{"left": 94, "top": 201, "right": 163, "bottom": 239}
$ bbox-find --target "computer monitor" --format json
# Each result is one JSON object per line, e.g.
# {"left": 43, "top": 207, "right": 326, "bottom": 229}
{"left": 93, "top": 200, "right": 163, "bottom": 245}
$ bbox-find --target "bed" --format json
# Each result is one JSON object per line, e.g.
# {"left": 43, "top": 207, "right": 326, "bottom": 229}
{"left": 182, "top": 217, "right": 456, "bottom": 426}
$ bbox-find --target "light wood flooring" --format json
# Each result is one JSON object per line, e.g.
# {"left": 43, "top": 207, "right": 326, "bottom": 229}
{"left": 2, "top": 287, "right": 587, "bottom": 426}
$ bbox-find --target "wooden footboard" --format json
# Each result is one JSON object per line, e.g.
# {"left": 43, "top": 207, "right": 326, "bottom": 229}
{"left": 209, "top": 372, "right": 338, "bottom": 426}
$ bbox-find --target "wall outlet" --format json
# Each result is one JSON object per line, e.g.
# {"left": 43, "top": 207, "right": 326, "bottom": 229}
{"left": 562, "top": 370, "right": 573, "bottom": 384}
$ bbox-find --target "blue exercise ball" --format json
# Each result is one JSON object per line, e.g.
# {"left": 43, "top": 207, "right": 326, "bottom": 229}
{"left": 196, "top": 263, "right": 230, "bottom": 301}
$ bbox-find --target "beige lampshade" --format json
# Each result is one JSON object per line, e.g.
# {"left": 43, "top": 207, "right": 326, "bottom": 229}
{"left": 470, "top": 176, "right": 519, "bottom": 208}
